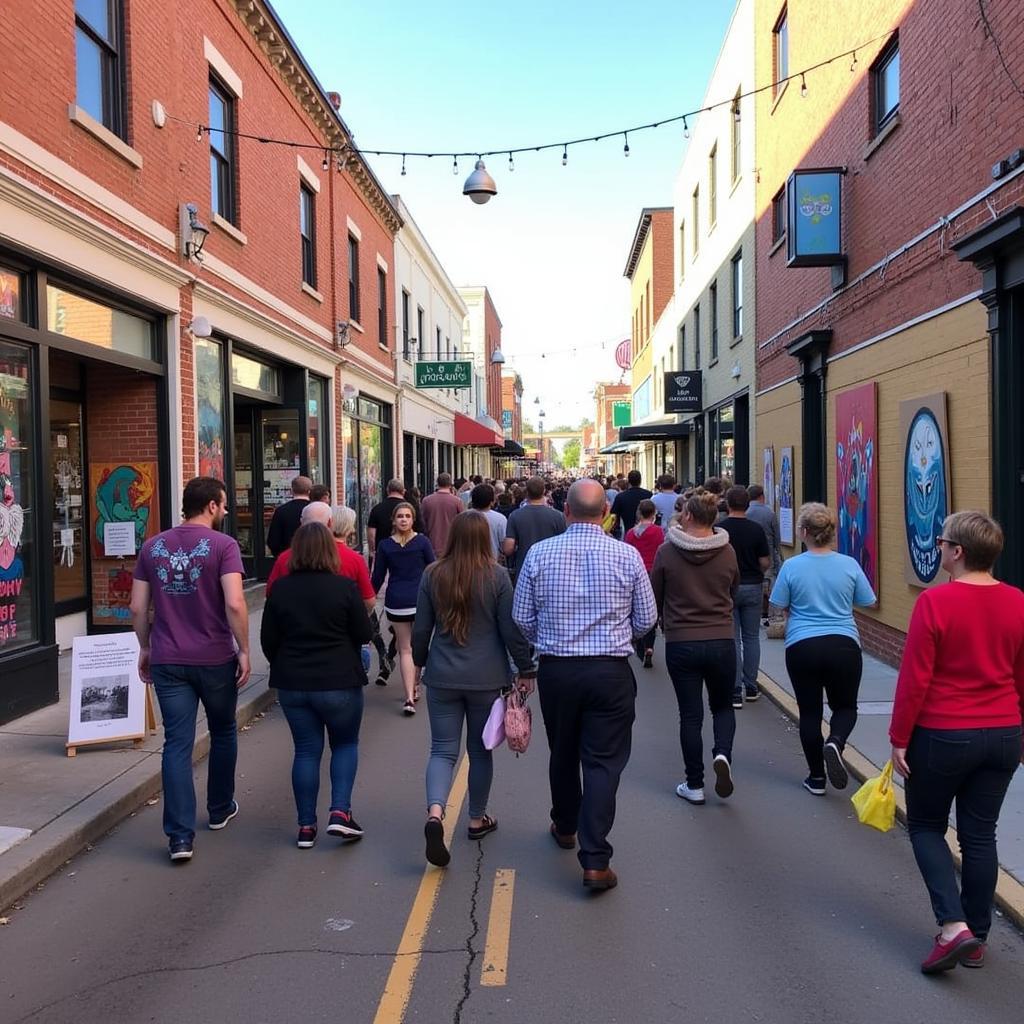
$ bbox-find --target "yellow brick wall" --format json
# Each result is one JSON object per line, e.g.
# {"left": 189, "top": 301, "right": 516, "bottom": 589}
{"left": 755, "top": 379, "right": 802, "bottom": 549}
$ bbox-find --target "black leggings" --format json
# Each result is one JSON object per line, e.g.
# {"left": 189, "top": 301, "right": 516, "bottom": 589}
{"left": 785, "top": 635, "right": 863, "bottom": 778}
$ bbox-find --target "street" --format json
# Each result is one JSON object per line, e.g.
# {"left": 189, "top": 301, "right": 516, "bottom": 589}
{"left": 3, "top": 652, "right": 1022, "bottom": 1024}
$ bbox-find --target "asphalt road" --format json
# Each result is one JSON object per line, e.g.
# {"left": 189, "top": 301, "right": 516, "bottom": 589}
{"left": 3, "top": 648, "right": 1023, "bottom": 1024}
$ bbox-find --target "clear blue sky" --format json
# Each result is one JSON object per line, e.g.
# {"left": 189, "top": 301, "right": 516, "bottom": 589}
{"left": 273, "top": 0, "right": 737, "bottom": 425}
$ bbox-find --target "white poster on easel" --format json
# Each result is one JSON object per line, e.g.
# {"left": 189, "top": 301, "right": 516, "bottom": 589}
{"left": 68, "top": 633, "right": 146, "bottom": 752}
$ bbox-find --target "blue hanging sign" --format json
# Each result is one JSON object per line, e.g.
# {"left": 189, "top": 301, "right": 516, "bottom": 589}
{"left": 787, "top": 167, "right": 844, "bottom": 267}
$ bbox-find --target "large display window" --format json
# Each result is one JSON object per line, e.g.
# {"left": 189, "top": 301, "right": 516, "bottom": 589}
{"left": 342, "top": 394, "right": 392, "bottom": 552}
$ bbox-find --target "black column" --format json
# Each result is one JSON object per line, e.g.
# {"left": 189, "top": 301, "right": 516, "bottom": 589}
{"left": 786, "top": 330, "right": 832, "bottom": 506}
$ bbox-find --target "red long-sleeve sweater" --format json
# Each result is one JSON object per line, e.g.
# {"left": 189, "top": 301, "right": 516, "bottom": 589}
{"left": 889, "top": 581, "right": 1024, "bottom": 747}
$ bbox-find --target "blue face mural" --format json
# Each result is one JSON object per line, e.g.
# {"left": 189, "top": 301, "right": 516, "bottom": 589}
{"left": 904, "top": 408, "right": 947, "bottom": 583}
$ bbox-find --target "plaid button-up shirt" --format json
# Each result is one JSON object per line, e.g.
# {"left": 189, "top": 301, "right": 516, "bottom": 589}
{"left": 512, "top": 523, "right": 657, "bottom": 658}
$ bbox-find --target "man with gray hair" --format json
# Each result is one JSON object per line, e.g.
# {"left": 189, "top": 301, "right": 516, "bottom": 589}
{"left": 512, "top": 478, "right": 657, "bottom": 892}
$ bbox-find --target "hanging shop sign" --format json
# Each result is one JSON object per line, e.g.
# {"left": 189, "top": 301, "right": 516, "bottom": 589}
{"left": 615, "top": 339, "right": 632, "bottom": 370}
{"left": 787, "top": 167, "right": 844, "bottom": 267}
{"left": 663, "top": 370, "right": 702, "bottom": 414}
{"left": 415, "top": 360, "right": 472, "bottom": 389}
{"left": 612, "top": 401, "right": 632, "bottom": 428}
{"left": 502, "top": 409, "right": 513, "bottom": 429}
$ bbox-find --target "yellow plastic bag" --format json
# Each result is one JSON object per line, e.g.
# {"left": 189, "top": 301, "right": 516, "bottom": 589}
{"left": 850, "top": 760, "right": 896, "bottom": 833}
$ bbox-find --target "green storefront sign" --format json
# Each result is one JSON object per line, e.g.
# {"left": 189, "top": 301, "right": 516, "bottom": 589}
{"left": 612, "top": 401, "right": 632, "bottom": 427}
{"left": 414, "top": 360, "right": 473, "bottom": 389}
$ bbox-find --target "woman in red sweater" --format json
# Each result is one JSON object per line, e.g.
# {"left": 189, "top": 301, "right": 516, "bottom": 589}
{"left": 625, "top": 499, "right": 664, "bottom": 668}
{"left": 890, "top": 511, "right": 1024, "bottom": 974}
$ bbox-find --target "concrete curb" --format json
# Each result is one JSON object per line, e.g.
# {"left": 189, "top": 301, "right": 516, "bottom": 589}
{"left": 0, "top": 685, "right": 277, "bottom": 913}
{"left": 756, "top": 668, "right": 1024, "bottom": 933}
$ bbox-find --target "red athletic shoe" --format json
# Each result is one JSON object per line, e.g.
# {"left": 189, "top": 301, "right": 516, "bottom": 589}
{"left": 960, "top": 942, "right": 986, "bottom": 968}
{"left": 921, "top": 929, "right": 981, "bottom": 974}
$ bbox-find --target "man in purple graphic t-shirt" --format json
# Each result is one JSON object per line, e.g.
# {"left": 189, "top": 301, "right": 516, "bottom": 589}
{"left": 131, "top": 476, "right": 249, "bottom": 864}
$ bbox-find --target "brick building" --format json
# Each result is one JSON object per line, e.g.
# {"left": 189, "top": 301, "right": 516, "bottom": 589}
{"left": 0, "top": 0, "right": 408, "bottom": 721}
{"left": 456, "top": 286, "right": 505, "bottom": 477}
{"left": 593, "top": 381, "right": 633, "bottom": 474}
{"left": 754, "top": 0, "right": 1024, "bottom": 663}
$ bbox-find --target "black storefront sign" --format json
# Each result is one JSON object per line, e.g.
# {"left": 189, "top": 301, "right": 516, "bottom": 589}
{"left": 664, "top": 370, "right": 702, "bottom": 414}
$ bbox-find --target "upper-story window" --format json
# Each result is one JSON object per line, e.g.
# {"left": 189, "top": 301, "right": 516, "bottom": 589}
{"left": 348, "top": 235, "right": 361, "bottom": 322}
{"left": 693, "top": 303, "right": 702, "bottom": 369}
{"left": 401, "top": 290, "right": 411, "bottom": 360}
{"left": 678, "top": 323, "right": 686, "bottom": 369}
{"left": 710, "top": 281, "right": 719, "bottom": 361}
{"left": 771, "top": 185, "right": 787, "bottom": 244}
{"left": 731, "top": 251, "right": 743, "bottom": 339}
{"left": 692, "top": 186, "right": 700, "bottom": 254}
{"left": 709, "top": 145, "right": 718, "bottom": 228}
{"left": 75, "top": 0, "right": 125, "bottom": 137}
{"left": 731, "top": 90, "right": 742, "bottom": 182}
{"left": 299, "top": 184, "right": 316, "bottom": 288}
{"left": 773, "top": 6, "right": 789, "bottom": 96}
{"left": 377, "top": 267, "right": 388, "bottom": 347}
{"left": 645, "top": 281, "right": 651, "bottom": 338}
{"left": 436, "top": 326, "right": 442, "bottom": 359}
{"left": 873, "top": 36, "right": 900, "bottom": 134}
{"left": 209, "top": 76, "right": 236, "bottom": 223}
{"left": 417, "top": 307, "right": 425, "bottom": 357}
{"left": 678, "top": 221, "right": 686, "bottom": 279}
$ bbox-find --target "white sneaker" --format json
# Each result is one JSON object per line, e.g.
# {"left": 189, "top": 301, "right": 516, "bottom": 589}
{"left": 675, "top": 783, "right": 706, "bottom": 805}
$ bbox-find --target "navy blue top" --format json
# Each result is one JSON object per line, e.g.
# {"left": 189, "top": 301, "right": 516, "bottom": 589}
{"left": 371, "top": 533, "right": 436, "bottom": 612}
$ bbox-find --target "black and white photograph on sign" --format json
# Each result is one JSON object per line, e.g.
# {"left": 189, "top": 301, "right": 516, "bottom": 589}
{"left": 68, "top": 633, "right": 147, "bottom": 750}
{"left": 79, "top": 675, "right": 130, "bottom": 723}
{"left": 663, "top": 370, "right": 702, "bottom": 415}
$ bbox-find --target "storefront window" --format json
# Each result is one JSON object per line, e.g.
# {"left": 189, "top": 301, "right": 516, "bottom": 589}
{"left": 46, "top": 285, "right": 155, "bottom": 360}
{"left": 231, "top": 352, "right": 280, "bottom": 395}
{"left": 342, "top": 395, "right": 391, "bottom": 552}
{"left": 50, "top": 399, "right": 86, "bottom": 607}
{"left": 307, "top": 375, "right": 326, "bottom": 486}
{"left": 195, "top": 337, "right": 225, "bottom": 480}
{"left": 711, "top": 404, "right": 735, "bottom": 480}
{"left": 0, "top": 341, "right": 37, "bottom": 652}
{"left": 0, "top": 267, "right": 24, "bottom": 321}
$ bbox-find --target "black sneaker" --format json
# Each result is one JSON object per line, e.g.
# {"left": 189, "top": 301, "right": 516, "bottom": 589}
{"left": 744, "top": 688, "right": 760, "bottom": 702}
{"left": 424, "top": 816, "right": 450, "bottom": 867}
{"left": 375, "top": 669, "right": 389, "bottom": 686}
{"left": 823, "top": 741, "right": 849, "bottom": 790}
{"left": 713, "top": 754, "right": 734, "bottom": 798}
{"left": 327, "top": 809, "right": 364, "bottom": 839}
{"left": 169, "top": 838, "right": 193, "bottom": 862}
{"left": 297, "top": 825, "right": 317, "bottom": 849}
{"left": 731, "top": 693, "right": 744, "bottom": 709}
{"left": 803, "top": 776, "right": 827, "bottom": 796}
{"left": 208, "top": 800, "right": 239, "bottom": 830}
{"left": 403, "top": 700, "right": 416, "bottom": 716}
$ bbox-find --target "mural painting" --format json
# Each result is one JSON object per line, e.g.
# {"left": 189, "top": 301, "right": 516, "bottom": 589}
{"left": 835, "top": 382, "right": 878, "bottom": 592}
{"left": 778, "top": 446, "right": 794, "bottom": 545}
{"left": 89, "top": 462, "right": 159, "bottom": 557}
{"left": 0, "top": 426, "right": 25, "bottom": 646}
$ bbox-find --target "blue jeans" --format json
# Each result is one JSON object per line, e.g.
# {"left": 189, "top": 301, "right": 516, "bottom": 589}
{"left": 665, "top": 640, "right": 737, "bottom": 788}
{"left": 151, "top": 660, "right": 239, "bottom": 843}
{"left": 733, "top": 584, "right": 763, "bottom": 695}
{"left": 906, "top": 726, "right": 1021, "bottom": 939}
{"left": 426, "top": 686, "right": 500, "bottom": 819}
{"left": 278, "top": 688, "right": 364, "bottom": 826}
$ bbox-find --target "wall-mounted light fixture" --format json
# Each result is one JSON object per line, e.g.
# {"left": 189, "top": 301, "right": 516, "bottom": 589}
{"left": 187, "top": 315, "right": 212, "bottom": 338}
{"left": 335, "top": 320, "right": 351, "bottom": 349}
{"left": 179, "top": 203, "right": 210, "bottom": 263}
{"left": 490, "top": 348, "right": 506, "bottom": 365}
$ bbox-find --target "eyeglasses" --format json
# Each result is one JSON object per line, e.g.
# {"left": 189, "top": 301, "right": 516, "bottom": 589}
{"left": 936, "top": 537, "right": 959, "bottom": 547}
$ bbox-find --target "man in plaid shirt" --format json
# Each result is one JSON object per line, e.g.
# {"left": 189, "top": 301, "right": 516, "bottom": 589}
{"left": 513, "top": 478, "right": 657, "bottom": 891}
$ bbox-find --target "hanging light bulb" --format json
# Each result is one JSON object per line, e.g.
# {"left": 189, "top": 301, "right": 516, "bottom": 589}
{"left": 401, "top": 154, "right": 407, "bottom": 177}
{"left": 850, "top": 50, "right": 858, "bottom": 72}
{"left": 683, "top": 116, "right": 690, "bottom": 140}
{"left": 623, "top": 132, "right": 630, "bottom": 157}
{"left": 800, "top": 73, "right": 808, "bottom": 98}
{"left": 196, "top": 125, "right": 204, "bottom": 142}
{"left": 322, "top": 151, "right": 329, "bottom": 172}
{"left": 562, "top": 144, "right": 568, "bottom": 167}
{"left": 508, "top": 151, "right": 515, "bottom": 172}
{"left": 452, "top": 156, "right": 458, "bottom": 176}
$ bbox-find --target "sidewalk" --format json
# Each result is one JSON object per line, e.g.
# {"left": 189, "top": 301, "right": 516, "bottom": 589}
{"left": 0, "top": 600, "right": 274, "bottom": 912}
{"left": 756, "top": 633, "right": 1024, "bottom": 923}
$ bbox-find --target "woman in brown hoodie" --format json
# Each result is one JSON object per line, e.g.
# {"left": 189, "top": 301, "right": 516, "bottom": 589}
{"left": 651, "top": 489, "right": 740, "bottom": 805}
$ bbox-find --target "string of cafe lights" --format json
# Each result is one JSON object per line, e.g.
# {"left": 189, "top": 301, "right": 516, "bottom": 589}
{"left": 166, "top": 27, "right": 895, "bottom": 204}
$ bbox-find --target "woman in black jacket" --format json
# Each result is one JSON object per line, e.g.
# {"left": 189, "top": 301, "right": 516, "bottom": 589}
{"left": 260, "top": 523, "right": 373, "bottom": 849}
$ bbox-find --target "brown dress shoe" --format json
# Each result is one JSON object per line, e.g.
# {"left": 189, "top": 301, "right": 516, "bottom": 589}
{"left": 550, "top": 823, "right": 576, "bottom": 849}
{"left": 582, "top": 867, "right": 618, "bottom": 890}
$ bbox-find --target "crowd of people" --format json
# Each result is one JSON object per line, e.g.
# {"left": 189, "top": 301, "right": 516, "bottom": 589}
{"left": 128, "top": 466, "right": 1024, "bottom": 974}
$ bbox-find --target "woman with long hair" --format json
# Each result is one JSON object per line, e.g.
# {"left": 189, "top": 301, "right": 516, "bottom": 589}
{"left": 371, "top": 502, "right": 435, "bottom": 715}
{"left": 651, "top": 489, "right": 740, "bottom": 804}
{"left": 412, "top": 511, "right": 535, "bottom": 867}
{"left": 890, "top": 511, "right": 1024, "bottom": 973}
{"left": 260, "top": 523, "right": 373, "bottom": 848}
{"left": 770, "top": 503, "right": 876, "bottom": 795}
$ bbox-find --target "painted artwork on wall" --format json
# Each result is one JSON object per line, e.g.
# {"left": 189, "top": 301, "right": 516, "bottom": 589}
{"left": 779, "top": 446, "right": 795, "bottom": 545}
{"left": 89, "top": 462, "right": 159, "bottom": 558}
{"left": 900, "top": 393, "right": 950, "bottom": 587}
{"left": 762, "top": 447, "right": 776, "bottom": 510}
{"left": 835, "top": 382, "right": 878, "bottom": 592}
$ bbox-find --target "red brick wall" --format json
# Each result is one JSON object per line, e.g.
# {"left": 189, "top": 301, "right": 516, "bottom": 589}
{"left": 483, "top": 291, "right": 503, "bottom": 422}
{"left": 650, "top": 209, "right": 676, "bottom": 325}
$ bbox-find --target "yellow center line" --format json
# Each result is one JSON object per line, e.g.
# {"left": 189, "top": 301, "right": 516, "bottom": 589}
{"left": 372, "top": 754, "right": 469, "bottom": 1024}
{"left": 480, "top": 868, "right": 516, "bottom": 987}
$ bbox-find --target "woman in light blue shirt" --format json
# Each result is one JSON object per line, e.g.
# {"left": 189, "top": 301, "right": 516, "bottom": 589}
{"left": 770, "top": 503, "right": 876, "bottom": 796}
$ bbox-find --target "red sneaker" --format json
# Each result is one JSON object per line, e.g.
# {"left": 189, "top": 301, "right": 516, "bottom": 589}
{"left": 921, "top": 929, "right": 981, "bottom": 974}
{"left": 960, "top": 942, "right": 986, "bottom": 968}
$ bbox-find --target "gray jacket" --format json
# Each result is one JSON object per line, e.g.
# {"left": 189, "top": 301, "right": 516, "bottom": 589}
{"left": 747, "top": 502, "right": 782, "bottom": 575}
{"left": 412, "top": 565, "right": 534, "bottom": 690}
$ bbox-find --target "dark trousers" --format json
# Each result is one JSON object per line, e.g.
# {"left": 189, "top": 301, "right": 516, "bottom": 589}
{"left": 784, "top": 635, "right": 862, "bottom": 778}
{"left": 537, "top": 656, "right": 636, "bottom": 870}
{"left": 906, "top": 726, "right": 1021, "bottom": 939}
{"left": 665, "top": 639, "right": 737, "bottom": 788}
{"left": 633, "top": 628, "right": 657, "bottom": 660}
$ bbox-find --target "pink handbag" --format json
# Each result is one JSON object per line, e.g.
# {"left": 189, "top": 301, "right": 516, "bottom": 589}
{"left": 482, "top": 695, "right": 506, "bottom": 750}
{"left": 504, "top": 687, "right": 532, "bottom": 755}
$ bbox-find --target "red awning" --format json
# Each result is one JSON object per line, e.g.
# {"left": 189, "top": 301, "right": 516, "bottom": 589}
{"left": 454, "top": 412, "right": 504, "bottom": 447}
